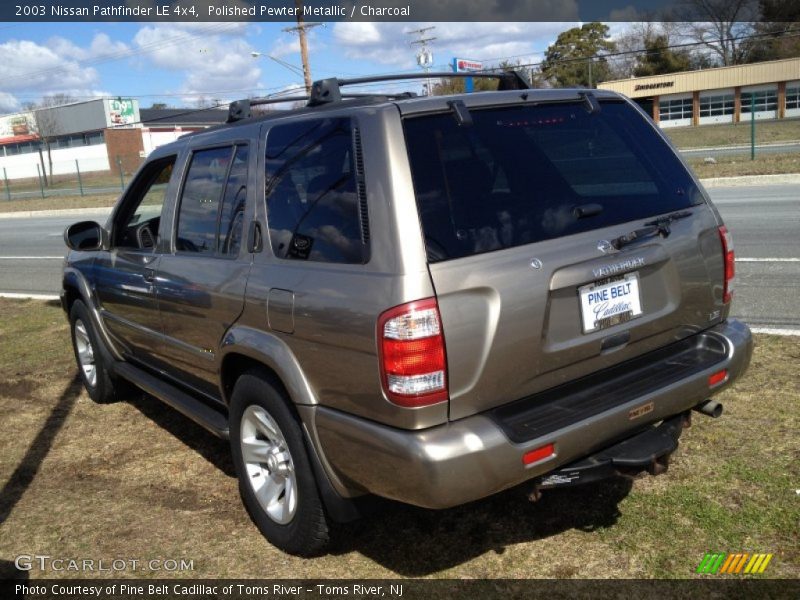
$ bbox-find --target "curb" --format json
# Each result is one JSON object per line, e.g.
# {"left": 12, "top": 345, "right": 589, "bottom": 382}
{"left": 699, "top": 173, "right": 800, "bottom": 188}
{"left": 0, "top": 206, "right": 113, "bottom": 220}
{"left": 681, "top": 140, "right": 800, "bottom": 153}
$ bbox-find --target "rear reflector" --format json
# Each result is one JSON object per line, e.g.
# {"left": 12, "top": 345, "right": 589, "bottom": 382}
{"left": 378, "top": 298, "right": 448, "bottom": 407}
{"left": 718, "top": 225, "right": 734, "bottom": 304}
{"left": 708, "top": 369, "right": 728, "bottom": 387}
{"left": 522, "top": 443, "right": 555, "bottom": 466}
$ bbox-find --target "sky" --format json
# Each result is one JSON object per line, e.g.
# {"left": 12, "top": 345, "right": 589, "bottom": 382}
{"left": 0, "top": 21, "right": 595, "bottom": 114}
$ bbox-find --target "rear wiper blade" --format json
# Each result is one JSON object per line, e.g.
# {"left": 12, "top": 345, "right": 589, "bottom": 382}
{"left": 611, "top": 226, "right": 660, "bottom": 250}
{"left": 644, "top": 210, "right": 693, "bottom": 236}
{"left": 612, "top": 210, "right": 693, "bottom": 250}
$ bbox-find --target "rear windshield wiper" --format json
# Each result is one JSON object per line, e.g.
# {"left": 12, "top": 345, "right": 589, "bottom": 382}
{"left": 613, "top": 210, "right": 693, "bottom": 250}
{"left": 644, "top": 210, "right": 693, "bottom": 235}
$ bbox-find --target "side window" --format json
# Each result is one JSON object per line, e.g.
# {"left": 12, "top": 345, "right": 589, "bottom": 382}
{"left": 113, "top": 157, "right": 175, "bottom": 250}
{"left": 217, "top": 145, "right": 248, "bottom": 257}
{"left": 264, "top": 118, "right": 367, "bottom": 264}
{"left": 176, "top": 146, "right": 233, "bottom": 254}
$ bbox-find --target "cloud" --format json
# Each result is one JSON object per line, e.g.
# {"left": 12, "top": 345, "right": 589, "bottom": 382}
{"left": 332, "top": 22, "right": 571, "bottom": 69}
{"left": 0, "top": 35, "right": 122, "bottom": 111}
{"left": 48, "top": 32, "right": 129, "bottom": 62}
{"left": 132, "top": 23, "right": 263, "bottom": 103}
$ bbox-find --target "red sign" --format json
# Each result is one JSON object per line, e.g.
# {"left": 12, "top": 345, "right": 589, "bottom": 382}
{"left": 455, "top": 59, "right": 483, "bottom": 72}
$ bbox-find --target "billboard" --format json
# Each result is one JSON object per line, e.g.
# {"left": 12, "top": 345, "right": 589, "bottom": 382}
{"left": 108, "top": 98, "right": 136, "bottom": 125}
{"left": 0, "top": 112, "right": 37, "bottom": 141}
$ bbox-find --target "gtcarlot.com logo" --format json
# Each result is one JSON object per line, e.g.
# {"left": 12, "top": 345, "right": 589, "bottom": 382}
{"left": 14, "top": 554, "right": 194, "bottom": 573}
{"left": 696, "top": 552, "right": 774, "bottom": 575}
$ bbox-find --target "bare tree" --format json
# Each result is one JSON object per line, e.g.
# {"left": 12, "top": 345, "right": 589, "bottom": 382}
{"left": 30, "top": 93, "right": 76, "bottom": 185}
{"left": 677, "top": 0, "right": 760, "bottom": 66}
{"left": 609, "top": 22, "right": 657, "bottom": 78}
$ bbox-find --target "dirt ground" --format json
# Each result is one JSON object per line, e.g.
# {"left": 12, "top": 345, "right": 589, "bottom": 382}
{"left": 0, "top": 299, "right": 797, "bottom": 579}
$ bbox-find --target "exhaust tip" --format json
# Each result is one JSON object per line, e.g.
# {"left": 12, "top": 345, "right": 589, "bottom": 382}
{"left": 694, "top": 399, "right": 723, "bottom": 418}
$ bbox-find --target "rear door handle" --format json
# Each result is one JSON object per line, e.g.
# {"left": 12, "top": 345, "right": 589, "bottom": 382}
{"left": 143, "top": 268, "right": 156, "bottom": 283}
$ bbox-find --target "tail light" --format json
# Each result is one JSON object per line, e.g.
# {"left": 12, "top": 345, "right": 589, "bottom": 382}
{"left": 378, "top": 298, "right": 448, "bottom": 407}
{"left": 718, "top": 225, "right": 734, "bottom": 304}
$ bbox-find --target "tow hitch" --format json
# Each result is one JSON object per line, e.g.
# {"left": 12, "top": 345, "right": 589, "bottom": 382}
{"left": 530, "top": 413, "right": 686, "bottom": 496}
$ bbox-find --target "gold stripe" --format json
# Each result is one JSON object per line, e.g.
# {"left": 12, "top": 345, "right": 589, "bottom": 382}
{"left": 734, "top": 553, "right": 750, "bottom": 573}
{"left": 757, "top": 554, "right": 774, "bottom": 573}
{"left": 720, "top": 554, "right": 736, "bottom": 573}
{"left": 744, "top": 554, "right": 761, "bottom": 574}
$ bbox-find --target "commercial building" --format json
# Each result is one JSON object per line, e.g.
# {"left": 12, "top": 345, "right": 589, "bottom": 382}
{"left": 0, "top": 99, "right": 227, "bottom": 181}
{"left": 599, "top": 56, "right": 800, "bottom": 128}
{"left": 0, "top": 97, "right": 140, "bottom": 179}
{"left": 140, "top": 108, "right": 227, "bottom": 155}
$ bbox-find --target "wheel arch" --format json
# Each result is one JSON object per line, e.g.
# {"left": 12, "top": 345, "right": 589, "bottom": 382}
{"left": 219, "top": 326, "right": 318, "bottom": 408}
{"left": 63, "top": 266, "right": 123, "bottom": 361}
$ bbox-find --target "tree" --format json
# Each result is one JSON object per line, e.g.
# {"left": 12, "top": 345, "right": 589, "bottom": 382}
{"left": 149, "top": 102, "right": 168, "bottom": 109}
{"left": 740, "top": 1, "right": 800, "bottom": 62}
{"left": 634, "top": 33, "right": 692, "bottom": 76}
{"left": 676, "top": 0, "right": 759, "bottom": 66}
{"left": 30, "top": 93, "right": 76, "bottom": 185}
{"left": 431, "top": 61, "right": 526, "bottom": 96}
{"left": 541, "top": 23, "right": 616, "bottom": 88}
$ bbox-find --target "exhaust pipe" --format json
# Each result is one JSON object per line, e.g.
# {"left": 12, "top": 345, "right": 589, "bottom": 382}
{"left": 694, "top": 399, "right": 723, "bottom": 418}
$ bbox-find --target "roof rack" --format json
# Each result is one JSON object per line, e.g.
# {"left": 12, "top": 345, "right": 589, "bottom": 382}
{"left": 308, "top": 71, "right": 529, "bottom": 106}
{"left": 226, "top": 90, "right": 422, "bottom": 122}
{"left": 226, "top": 71, "right": 528, "bottom": 122}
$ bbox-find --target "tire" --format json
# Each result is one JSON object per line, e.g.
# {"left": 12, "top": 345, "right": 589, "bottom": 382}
{"left": 229, "top": 371, "right": 329, "bottom": 556}
{"left": 69, "top": 300, "right": 123, "bottom": 404}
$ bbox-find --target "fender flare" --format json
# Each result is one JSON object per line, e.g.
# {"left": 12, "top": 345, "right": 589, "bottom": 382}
{"left": 62, "top": 267, "right": 123, "bottom": 361}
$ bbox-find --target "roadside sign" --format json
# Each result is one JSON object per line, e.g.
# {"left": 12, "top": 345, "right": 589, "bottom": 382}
{"left": 453, "top": 58, "right": 483, "bottom": 93}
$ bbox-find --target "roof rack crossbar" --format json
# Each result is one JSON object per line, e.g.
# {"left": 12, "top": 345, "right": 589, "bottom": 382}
{"left": 227, "top": 71, "right": 529, "bottom": 121}
{"left": 309, "top": 71, "right": 529, "bottom": 106}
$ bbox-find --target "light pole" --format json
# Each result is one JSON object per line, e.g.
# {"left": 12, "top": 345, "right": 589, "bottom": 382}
{"left": 251, "top": 51, "right": 305, "bottom": 79}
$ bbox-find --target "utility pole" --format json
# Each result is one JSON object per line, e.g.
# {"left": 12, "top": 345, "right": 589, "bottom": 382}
{"left": 283, "top": 1, "right": 322, "bottom": 94}
{"left": 408, "top": 27, "right": 436, "bottom": 96}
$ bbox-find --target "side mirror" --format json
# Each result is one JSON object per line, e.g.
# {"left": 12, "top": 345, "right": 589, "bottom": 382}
{"left": 64, "top": 221, "right": 105, "bottom": 251}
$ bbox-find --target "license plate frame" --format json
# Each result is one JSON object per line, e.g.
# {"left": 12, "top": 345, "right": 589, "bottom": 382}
{"left": 579, "top": 272, "right": 643, "bottom": 334}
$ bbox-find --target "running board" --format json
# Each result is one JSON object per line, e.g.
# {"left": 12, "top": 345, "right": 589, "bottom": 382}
{"left": 114, "top": 362, "right": 230, "bottom": 439}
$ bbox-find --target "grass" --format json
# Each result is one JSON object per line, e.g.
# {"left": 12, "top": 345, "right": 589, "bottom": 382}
{"left": 0, "top": 298, "right": 797, "bottom": 580}
{"left": 664, "top": 118, "right": 800, "bottom": 149}
{"left": 687, "top": 153, "right": 800, "bottom": 179}
{"left": 0, "top": 193, "right": 118, "bottom": 213}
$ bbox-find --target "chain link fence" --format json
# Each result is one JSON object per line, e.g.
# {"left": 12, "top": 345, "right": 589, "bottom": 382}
{"left": 0, "top": 153, "right": 145, "bottom": 201}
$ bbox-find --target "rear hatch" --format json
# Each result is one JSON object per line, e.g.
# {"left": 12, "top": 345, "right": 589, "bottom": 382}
{"left": 401, "top": 95, "right": 727, "bottom": 421}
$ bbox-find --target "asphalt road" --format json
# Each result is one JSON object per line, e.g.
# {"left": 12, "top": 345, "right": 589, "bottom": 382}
{"left": 1, "top": 184, "right": 798, "bottom": 330}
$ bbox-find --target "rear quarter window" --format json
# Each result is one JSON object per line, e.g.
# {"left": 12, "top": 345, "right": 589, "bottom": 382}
{"left": 403, "top": 100, "right": 704, "bottom": 262}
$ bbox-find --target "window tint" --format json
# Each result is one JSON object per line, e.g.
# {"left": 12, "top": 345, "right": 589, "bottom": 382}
{"left": 264, "top": 118, "right": 366, "bottom": 264}
{"left": 218, "top": 145, "right": 248, "bottom": 257}
{"left": 113, "top": 157, "right": 175, "bottom": 250}
{"left": 176, "top": 146, "right": 233, "bottom": 254}
{"left": 403, "top": 101, "right": 703, "bottom": 262}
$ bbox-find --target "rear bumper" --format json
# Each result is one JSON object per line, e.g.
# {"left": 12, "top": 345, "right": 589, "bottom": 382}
{"left": 314, "top": 319, "right": 752, "bottom": 509}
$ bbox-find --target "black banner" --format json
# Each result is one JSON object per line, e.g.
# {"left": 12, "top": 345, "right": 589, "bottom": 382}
{"left": 0, "top": 0, "right": 782, "bottom": 23}
{"left": 2, "top": 579, "right": 799, "bottom": 600}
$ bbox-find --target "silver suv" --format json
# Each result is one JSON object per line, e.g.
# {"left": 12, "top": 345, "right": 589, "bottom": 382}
{"left": 62, "top": 73, "right": 752, "bottom": 556}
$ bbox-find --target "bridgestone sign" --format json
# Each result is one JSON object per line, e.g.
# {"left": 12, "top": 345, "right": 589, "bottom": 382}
{"left": 634, "top": 82, "right": 675, "bottom": 91}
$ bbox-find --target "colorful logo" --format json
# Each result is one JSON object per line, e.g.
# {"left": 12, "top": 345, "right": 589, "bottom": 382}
{"left": 697, "top": 552, "right": 773, "bottom": 574}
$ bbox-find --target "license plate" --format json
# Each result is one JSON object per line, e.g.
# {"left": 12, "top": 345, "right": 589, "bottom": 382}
{"left": 579, "top": 272, "right": 643, "bottom": 333}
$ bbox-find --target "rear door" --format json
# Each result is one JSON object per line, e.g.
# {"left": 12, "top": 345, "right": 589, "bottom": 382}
{"left": 402, "top": 98, "right": 727, "bottom": 420}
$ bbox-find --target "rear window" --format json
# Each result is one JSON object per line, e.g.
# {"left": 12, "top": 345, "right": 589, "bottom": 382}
{"left": 403, "top": 100, "right": 704, "bottom": 262}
